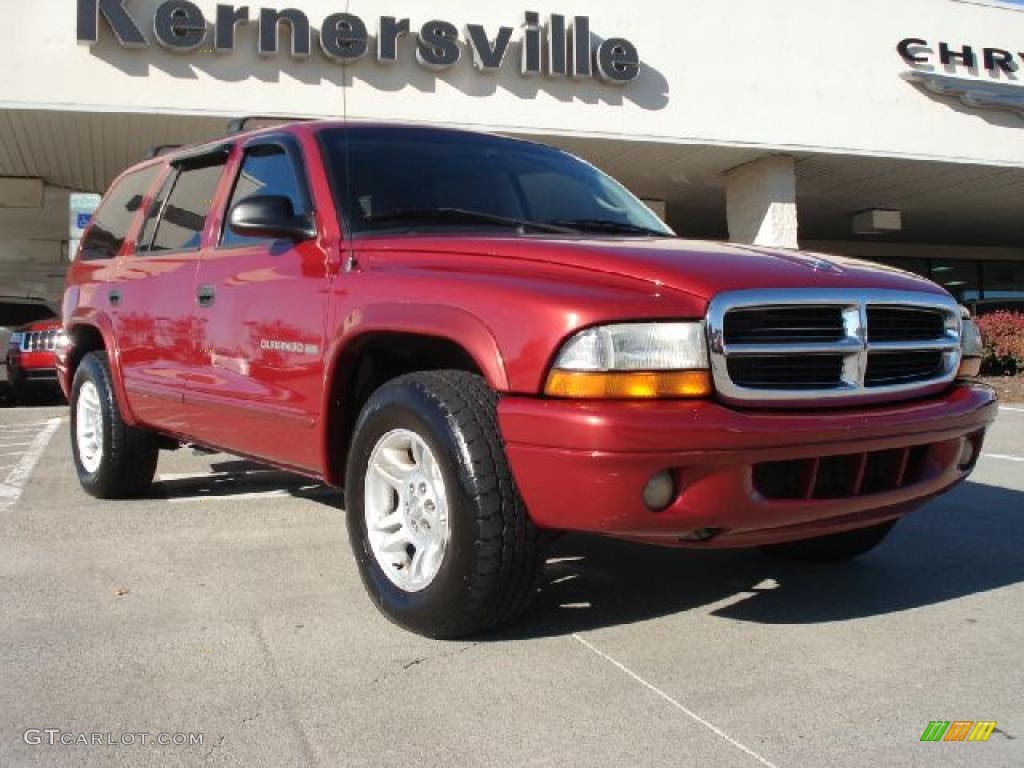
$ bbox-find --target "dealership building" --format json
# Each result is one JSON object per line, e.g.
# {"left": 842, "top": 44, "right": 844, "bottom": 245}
{"left": 1, "top": 0, "right": 1023, "bottom": 308}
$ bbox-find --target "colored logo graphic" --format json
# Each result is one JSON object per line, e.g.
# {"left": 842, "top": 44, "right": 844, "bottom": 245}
{"left": 920, "top": 721, "right": 997, "bottom": 742}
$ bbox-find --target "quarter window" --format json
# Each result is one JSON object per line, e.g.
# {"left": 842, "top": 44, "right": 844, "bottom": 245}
{"left": 79, "top": 166, "right": 159, "bottom": 261}
{"left": 222, "top": 146, "right": 306, "bottom": 247}
{"left": 150, "top": 162, "right": 226, "bottom": 253}
{"left": 136, "top": 171, "right": 176, "bottom": 254}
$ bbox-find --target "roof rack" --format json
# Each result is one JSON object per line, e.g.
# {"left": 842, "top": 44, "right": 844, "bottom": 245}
{"left": 227, "top": 115, "right": 317, "bottom": 134}
{"left": 144, "top": 144, "right": 184, "bottom": 160}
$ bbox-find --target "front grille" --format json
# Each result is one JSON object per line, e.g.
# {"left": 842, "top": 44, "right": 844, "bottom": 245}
{"left": 865, "top": 351, "right": 945, "bottom": 387}
{"left": 20, "top": 330, "right": 60, "bottom": 353}
{"left": 707, "top": 289, "right": 961, "bottom": 406}
{"left": 753, "top": 444, "right": 932, "bottom": 500}
{"left": 728, "top": 355, "right": 844, "bottom": 389}
{"left": 724, "top": 306, "right": 844, "bottom": 344}
{"left": 867, "top": 307, "right": 946, "bottom": 342}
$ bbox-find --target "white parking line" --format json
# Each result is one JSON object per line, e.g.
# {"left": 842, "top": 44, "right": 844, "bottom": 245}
{"left": 0, "top": 419, "right": 61, "bottom": 512}
{"left": 1000, "top": 406, "right": 1024, "bottom": 414}
{"left": 983, "top": 453, "right": 1024, "bottom": 463}
{"left": 572, "top": 634, "right": 780, "bottom": 768}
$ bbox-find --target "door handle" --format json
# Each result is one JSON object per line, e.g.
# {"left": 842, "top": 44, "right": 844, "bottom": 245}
{"left": 197, "top": 284, "right": 216, "bottom": 308}
{"left": 108, "top": 288, "right": 122, "bottom": 307}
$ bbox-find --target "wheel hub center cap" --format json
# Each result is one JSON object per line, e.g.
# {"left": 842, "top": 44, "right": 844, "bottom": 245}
{"left": 404, "top": 474, "right": 437, "bottom": 538}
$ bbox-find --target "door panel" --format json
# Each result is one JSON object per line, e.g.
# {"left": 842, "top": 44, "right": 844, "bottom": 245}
{"left": 185, "top": 142, "right": 329, "bottom": 471}
{"left": 116, "top": 159, "right": 227, "bottom": 432}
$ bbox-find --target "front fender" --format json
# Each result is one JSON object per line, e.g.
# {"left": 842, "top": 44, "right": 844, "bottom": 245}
{"left": 319, "top": 302, "right": 507, "bottom": 486}
{"left": 326, "top": 302, "right": 508, "bottom": 390}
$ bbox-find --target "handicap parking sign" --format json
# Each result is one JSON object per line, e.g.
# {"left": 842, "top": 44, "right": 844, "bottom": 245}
{"left": 76, "top": 213, "right": 92, "bottom": 230}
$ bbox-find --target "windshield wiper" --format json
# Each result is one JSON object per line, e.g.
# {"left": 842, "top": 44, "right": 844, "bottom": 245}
{"left": 363, "top": 208, "right": 576, "bottom": 234}
{"left": 546, "top": 218, "right": 673, "bottom": 237}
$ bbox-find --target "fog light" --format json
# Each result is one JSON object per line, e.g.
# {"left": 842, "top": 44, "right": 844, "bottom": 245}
{"left": 958, "top": 437, "right": 979, "bottom": 470}
{"left": 643, "top": 470, "right": 676, "bottom": 512}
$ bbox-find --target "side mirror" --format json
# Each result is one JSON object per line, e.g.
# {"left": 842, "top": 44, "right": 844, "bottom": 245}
{"left": 228, "top": 195, "right": 316, "bottom": 242}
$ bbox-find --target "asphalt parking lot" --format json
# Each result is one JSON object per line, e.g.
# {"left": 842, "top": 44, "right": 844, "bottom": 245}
{"left": 0, "top": 404, "right": 1022, "bottom": 768}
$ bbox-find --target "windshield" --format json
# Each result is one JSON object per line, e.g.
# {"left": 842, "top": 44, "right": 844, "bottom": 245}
{"left": 319, "top": 126, "right": 674, "bottom": 238}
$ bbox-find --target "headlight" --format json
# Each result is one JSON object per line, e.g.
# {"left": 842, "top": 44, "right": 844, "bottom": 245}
{"left": 54, "top": 330, "right": 70, "bottom": 350}
{"left": 545, "top": 322, "right": 712, "bottom": 399}
{"left": 8, "top": 332, "right": 23, "bottom": 348}
{"left": 958, "top": 316, "right": 983, "bottom": 378}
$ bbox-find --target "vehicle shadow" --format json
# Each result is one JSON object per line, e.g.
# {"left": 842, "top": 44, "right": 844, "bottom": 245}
{"left": 152, "top": 458, "right": 342, "bottom": 506}
{"left": 493, "top": 480, "right": 1024, "bottom": 640}
{"left": 145, "top": 460, "right": 1023, "bottom": 637}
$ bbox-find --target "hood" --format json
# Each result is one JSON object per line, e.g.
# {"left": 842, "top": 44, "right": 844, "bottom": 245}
{"left": 19, "top": 318, "right": 61, "bottom": 332}
{"left": 365, "top": 236, "right": 946, "bottom": 303}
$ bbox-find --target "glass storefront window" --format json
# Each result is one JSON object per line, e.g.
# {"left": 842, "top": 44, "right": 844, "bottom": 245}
{"left": 929, "top": 259, "right": 980, "bottom": 302}
{"left": 982, "top": 261, "right": 1024, "bottom": 299}
{"left": 861, "top": 256, "right": 1024, "bottom": 305}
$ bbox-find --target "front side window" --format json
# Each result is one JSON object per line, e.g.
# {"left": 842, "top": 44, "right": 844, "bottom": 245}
{"left": 79, "top": 166, "right": 159, "bottom": 261}
{"left": 319, "top": 127, "right": 672, "bottom": 238}
{"left": 222, "top": 145, "right": 307, "bottom": 247}
{"left": 150, "top": 162, "right": 225, "bottom": 253}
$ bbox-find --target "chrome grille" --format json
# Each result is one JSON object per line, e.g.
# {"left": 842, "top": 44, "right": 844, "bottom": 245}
{"left": 19, "top": 330, "right": 60, "bottom": 353}
{"left": 867, "top": 307, "right": 945, "bottom": 342}
{"left": 707, "top": 289, "right": 962, "bottom": 406}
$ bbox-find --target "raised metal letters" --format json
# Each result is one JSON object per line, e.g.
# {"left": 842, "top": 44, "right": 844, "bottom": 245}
{"left": 76, "top": 2, "right": 642, "bottom": 84}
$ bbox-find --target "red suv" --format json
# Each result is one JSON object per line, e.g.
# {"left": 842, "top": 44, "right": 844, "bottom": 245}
{"left": 59, "top": 121, "right": 996, "bottom": 637}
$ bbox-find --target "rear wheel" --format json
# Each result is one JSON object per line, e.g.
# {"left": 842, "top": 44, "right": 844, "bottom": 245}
{"left": 71, "top": 351, "right": 159, "bottom": 499}
{"left": 345, "top": 371, "right": 544, "bottom": 638}
{"left": 761, "top": 520, "right": 897, "bottom": 563}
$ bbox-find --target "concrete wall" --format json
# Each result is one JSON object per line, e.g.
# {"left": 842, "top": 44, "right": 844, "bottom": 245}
{"left": 0, "top": 187, "right": 70, "bottom": 302}
{"left": 2, "top": 0, "right": 1023, "bottom": 166}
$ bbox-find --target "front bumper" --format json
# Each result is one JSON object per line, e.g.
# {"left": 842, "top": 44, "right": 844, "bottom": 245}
{"left": 7, "top": 352, "right": 60, "bottom": 384}
{"left": 498, "top": 383, "right": 997, "bottom": 547}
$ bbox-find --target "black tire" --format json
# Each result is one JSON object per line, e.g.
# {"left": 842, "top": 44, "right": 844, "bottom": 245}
{"left": 761, "top": 520, "right": 897, "bottom": 563}
{"left": 71, "top": 351, "right": 159, "bottom": 499}
{"left": 345, "top": 370, "right": 545, "bottom": 639}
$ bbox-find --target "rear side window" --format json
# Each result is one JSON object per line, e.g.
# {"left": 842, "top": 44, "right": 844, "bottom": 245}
{"left": 150, "top": 162, "right": 226, "bottom": 253}
{"left": 136, "top": 172, "right": 176, "bottom": 254}
{"left": 79, "top": 166, "right": 159, "bottom": 261}
{"left": 221, "top": 146, "right": 307, "bottom": 248}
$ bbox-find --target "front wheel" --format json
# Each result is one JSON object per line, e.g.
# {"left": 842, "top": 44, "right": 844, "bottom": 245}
{"left": 71, "top": 351, "right": 159, "bottom": 499}
{"left": 761, "top": 520, "right": 898, "bottom": 563}
{"left": 345, "top": 371, "right": 544, "bottom": 639}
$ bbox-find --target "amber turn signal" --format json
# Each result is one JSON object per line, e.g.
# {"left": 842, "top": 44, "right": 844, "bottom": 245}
{"left": 957, "top": 357, "right": 982, "bottom": 378}
{"left": 545, "top": 370, "right": 713, "bottom": 399}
